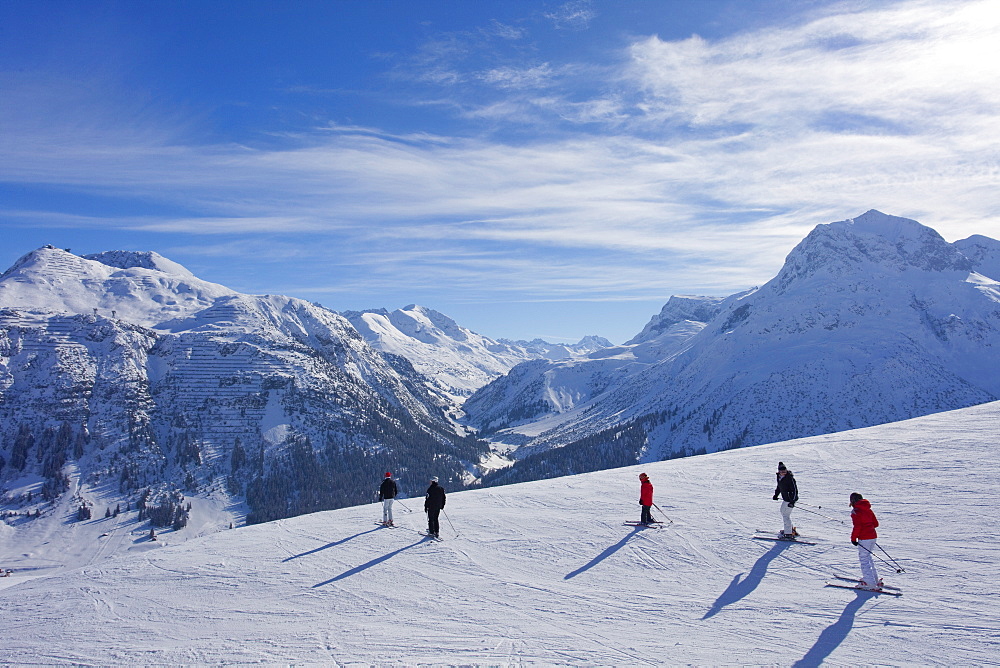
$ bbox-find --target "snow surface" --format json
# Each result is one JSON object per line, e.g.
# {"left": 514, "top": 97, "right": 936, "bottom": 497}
{"left": 2, "top": 401, "right": 999, "bottom": 665}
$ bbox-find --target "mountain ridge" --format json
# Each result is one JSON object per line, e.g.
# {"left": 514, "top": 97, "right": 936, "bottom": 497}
{"left": 469, "top": 210, "right": 1000, "bottom": 484}
{"left": 343, "top": 303, "right": 611, "bottom": 402}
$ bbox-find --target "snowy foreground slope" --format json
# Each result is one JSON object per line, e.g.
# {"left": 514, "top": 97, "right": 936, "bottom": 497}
{"left": 2, "top": 402, "right": 999, "bottom": 666}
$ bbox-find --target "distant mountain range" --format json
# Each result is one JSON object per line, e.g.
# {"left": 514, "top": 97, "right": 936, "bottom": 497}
{"left": 463, "top": 211, "right": 1000, "bottom": 485}
{"left": 1, "top": 210, "right": 998, "bottom": 526}
{"left": 343, "top": 304, "right": 610, "bottom": 402}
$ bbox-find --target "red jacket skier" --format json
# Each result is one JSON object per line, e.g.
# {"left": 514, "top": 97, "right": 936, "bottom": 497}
{"left": 850, "top": 496, "right": 879, "bottom": 542}
{"left": 849, "top": 492, "right": 882, "bottom": 589}
{"left": 639, "top": 473, "right": 654, "bottom": 524}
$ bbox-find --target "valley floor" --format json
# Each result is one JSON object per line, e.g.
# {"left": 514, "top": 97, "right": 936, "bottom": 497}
{"left": 2, "top": 402, "right": 999, "bottom": 666}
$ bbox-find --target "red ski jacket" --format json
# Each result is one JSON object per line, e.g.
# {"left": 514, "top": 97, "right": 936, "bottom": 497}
{"left": 640, "top": 479, "right": 653, "bottom": 506}
{"left": 850, "top": 499, "right": 879, "bottom": 541}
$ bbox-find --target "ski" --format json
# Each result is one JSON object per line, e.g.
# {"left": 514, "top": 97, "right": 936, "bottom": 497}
{"left": 374, "top": 522, "right": 398, "bottom": 528}
{"left": 752, "top": 535, "right": 817, "bottom": 545}
{"left": 831, "top": 575, "right": 901, "bottom": 591}
{"left": 624, "top": 521, "right": 663, "bottom": 528}
{"left": 755, "top": 528, "right": 804, "bottom": 537}
{"left": 418, "top": 532, "right": 443, "bottom": 541}
{"left": 825, "top": 581, "right": 902, "bottom": 596}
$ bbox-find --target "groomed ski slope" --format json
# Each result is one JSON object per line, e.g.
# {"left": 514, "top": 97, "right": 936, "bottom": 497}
{"left": 2, "top": 402, "right": 999, "bottom": 666}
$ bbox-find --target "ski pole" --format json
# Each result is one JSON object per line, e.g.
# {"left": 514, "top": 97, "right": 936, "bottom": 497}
{"left": 651, "top": 503, "right": 674, "bottom": 524}
{"left": 877, "top": 544, "right": 906, "bottom": 573}
{"left": 395, "top": 498, "right": 413, "bottom": 513}
{"left": 856, "top": 541, "right": 904, "bottom": 573}
{"left": 795, "top": 503, "right": 845, "bottom": 523}
{"left": 442, "top": 508, "right": 457, "bottom": 536}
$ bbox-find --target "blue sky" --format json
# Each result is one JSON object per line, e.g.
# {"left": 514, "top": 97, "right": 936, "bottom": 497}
{"left": 2, "top": 0, "right": 998, "bottom": 343}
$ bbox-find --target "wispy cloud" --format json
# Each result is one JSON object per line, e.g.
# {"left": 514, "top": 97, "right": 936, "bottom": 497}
{"left": 544, "top": 1, "right": 597, "bottom": 31}
{"left": 2, "top": 0, "right": 998, "bottom": 318}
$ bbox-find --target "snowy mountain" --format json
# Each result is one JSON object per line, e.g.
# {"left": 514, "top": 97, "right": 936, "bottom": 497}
{"left": 467, "top": 211, "right": 1000, "bottom": 484}
{"left": 2, "top": 401, "right": 997, "bottom": 665}
{"left": 343, "top": 304, "right": 611, "bottom": 402}
{"left": 954, "top": 233, "right": 1000, "bottom": 281}
{"left": 625, "top": 294, "right": 727, "bottom": 345}
{"left": 0, "top": 247, "right": 486, "bottom": 529}
{"left": 463, "top": 295, "right": 722, "bottom": 455}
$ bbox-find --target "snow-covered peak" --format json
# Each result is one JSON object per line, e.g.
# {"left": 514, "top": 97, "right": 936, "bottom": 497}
{"left": 343, "top": 305, "right": 611, "bottom": 402}
{"left": 84, "top": 250, "right": 196, "bottom": 278}
{"left": 954, "top": 234, "right": 1000, "bottom": 281}
{"left": 0, "top": 246, "right": 236, "bottom": 327}
{"left": 627, "top": 295, "right": 727, "bottom": 345}
{"left": 1, "top": 245, "right": 91, "bottom": 280}
{"left": 775, "top": 211, "right": 973, "bottom": 293}
{"left": 840, "top": 209, "right": 931, "bottom": 242}
{"left": 392, "top": 304, "right": 469, "bottom": 344}
{"left": 575, "top": 334, "right": 614, "bottom": 350}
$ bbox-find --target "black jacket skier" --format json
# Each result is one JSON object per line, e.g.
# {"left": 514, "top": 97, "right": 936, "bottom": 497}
{"left": 378, "top": 476, "right": 397, "bottom": 501}
{"left": 773, "top": 467, "right": 799, "bottom": 504}
{"left": 425, "top": 480, "right": 445, "bottom": 510}
{"left": 424, "top": 478, "right": 446, "bottom": 537}
{"left": 772, "top": 461, "right": 799, "bottom": 538}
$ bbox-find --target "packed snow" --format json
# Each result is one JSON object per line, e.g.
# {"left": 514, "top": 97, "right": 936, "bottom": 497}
{"left": 2, "top": 401, "right": 998, "bottom": 665}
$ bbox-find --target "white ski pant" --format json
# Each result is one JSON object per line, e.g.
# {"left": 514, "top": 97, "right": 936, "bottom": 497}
{"left": 858, "top": 538, "right": 879, "bottom": 585}
{"left": 780, "top": 501, "right": 794, "bottom": 534}
{"left": 382, "top": 499, "right": 394, "bottom": 523}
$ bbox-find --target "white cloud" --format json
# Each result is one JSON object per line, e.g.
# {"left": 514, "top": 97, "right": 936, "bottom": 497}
{"left": 625, "top": 0, "right": 1000, "bottom": 134}
{"left": 3, "top": 0, "right": 998, "bottom": 310}
{"left": 478, "top": 64, "right": 555, "bottom": 90}
{"left": 544, "top": 1, "right": 597, "bottom": 31}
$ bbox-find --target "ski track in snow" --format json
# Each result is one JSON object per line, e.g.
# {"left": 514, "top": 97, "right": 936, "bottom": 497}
{"left": 2, "top": 402, "right": 1000, "bottom": 665}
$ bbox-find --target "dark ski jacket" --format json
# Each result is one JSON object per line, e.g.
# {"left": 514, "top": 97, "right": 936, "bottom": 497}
{"left": 424, "top": 482, "right": 446, "bottom": 511}
{"left": 378, "top": 477, "right": 397, "bottom": 501}
{"left": 774, "top": 471, "right": 799, "bottom": 504}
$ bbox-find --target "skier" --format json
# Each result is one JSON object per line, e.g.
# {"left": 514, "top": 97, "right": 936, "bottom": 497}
{"left": 638, "top": 472, "right": 654, "bottom": 525}
{"left": 772, "top": 462, "right": 799, "bottom": 538}
{"left": 378, "top": 472, "right": 398, "bottom": 526}
{"left": 849, "top": 492, "right": 882, "bottom": 590}
{"left": 424, "top": 476, "right": 446, "bottom": 538}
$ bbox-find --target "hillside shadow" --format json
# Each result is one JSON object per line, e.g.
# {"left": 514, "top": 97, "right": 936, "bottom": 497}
{"left": 702, "top": 541, "right": 791, "bottom": 619}
{"left": 792, "top": 594, "right": 867, "bottom": 667}
{"left": 564, "top": 527, "right": 643, "bottom": 580}
{"left": 313, "top": 537, "right": 427, "bottom": 587}
{"left": 284, "top": 527, "right": 381, "bottom": 562}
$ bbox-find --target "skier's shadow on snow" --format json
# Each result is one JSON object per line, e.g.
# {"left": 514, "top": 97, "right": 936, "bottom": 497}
{"left": 564, "top": 527, "right": 643, "bottom": 580}
{"left": 283, "top": 527, "right": 382, "bottom": 562}
{"left": 313, "top": 538, "right": 427, "bottom": 587}
{"left": 792, "top": 594, "right": 867, "bottom": 668}
{"left": 702, "top": 541, "right": 791, "bottom": 619}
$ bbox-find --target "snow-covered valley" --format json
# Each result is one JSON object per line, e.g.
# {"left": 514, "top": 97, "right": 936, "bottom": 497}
{"left": 2, "top": 401, "right": 998, "bottom": 665}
